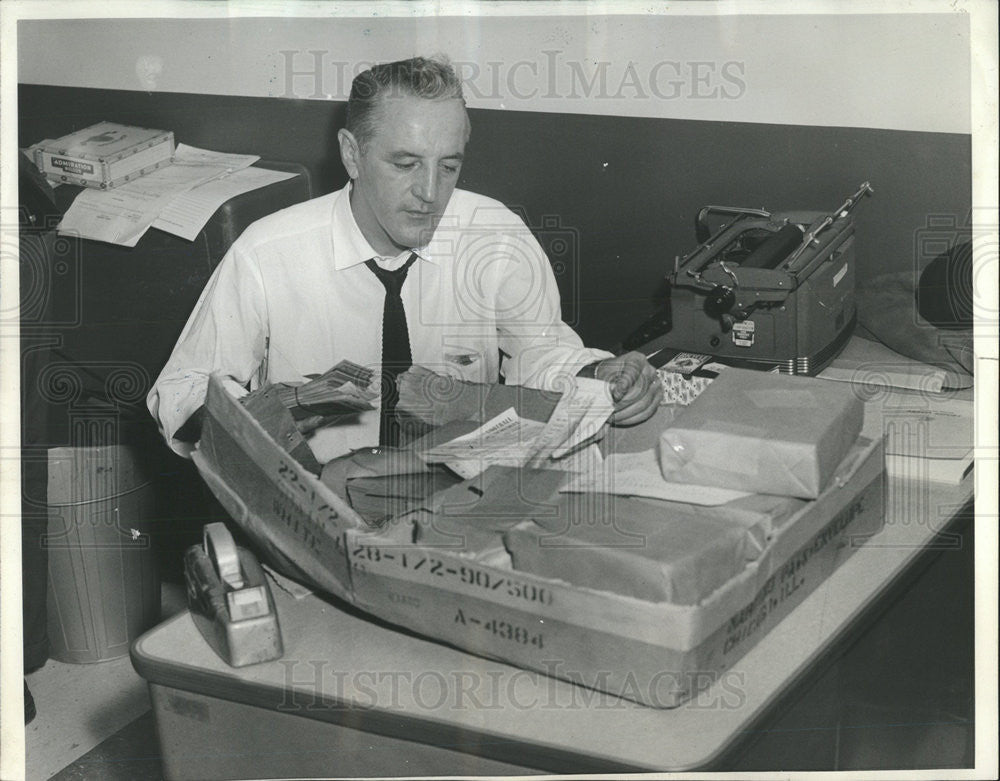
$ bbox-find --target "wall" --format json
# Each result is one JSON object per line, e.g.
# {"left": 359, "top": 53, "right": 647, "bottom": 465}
{"left": 16, "top": 12, "right": 971, "bottom": 132}
{"left": 15, "top": 11, "right": 973, "bottom": 348}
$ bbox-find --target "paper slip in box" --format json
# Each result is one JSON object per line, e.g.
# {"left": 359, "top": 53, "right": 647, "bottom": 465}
{"left": 32, "top": 121, "right": 174, "bottom": 189}
{"left": 659, "top": 368, "right": 864, "bottom": 499}
{"left": 191, "top": 374, "right": 883, "bottom": 708}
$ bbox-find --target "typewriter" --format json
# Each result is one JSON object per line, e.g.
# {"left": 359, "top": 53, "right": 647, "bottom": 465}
{"left": 620, "top": 183, "right": 873, "bottom": 375}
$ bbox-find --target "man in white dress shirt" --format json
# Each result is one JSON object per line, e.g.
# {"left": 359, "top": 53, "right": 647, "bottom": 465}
{"left": 148, "top": 56, "right": 660, "bottom": 459}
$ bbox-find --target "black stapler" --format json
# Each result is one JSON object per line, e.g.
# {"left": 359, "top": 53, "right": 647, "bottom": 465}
{"left": 184, "top": 523, "right": 283, "bottom": 667}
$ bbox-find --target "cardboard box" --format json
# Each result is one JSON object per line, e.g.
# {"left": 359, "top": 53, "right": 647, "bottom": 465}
{"left": 32, "top": 121, "right": 174, "bottom": 189}
{"left": 658, "top": 368, "right": 864, "bottom": 498}
{"left": 192, "top": 374, "right": 883, "bottom": 708}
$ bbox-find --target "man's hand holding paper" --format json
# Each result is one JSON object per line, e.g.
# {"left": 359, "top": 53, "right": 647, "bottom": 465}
{"left": 587, "top": 351, "right": 662, "bottom": 426}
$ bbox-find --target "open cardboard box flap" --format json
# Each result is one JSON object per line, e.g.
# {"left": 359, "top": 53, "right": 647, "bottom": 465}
{"left": 193, "top": 374, "right": 366, "bottom": 603}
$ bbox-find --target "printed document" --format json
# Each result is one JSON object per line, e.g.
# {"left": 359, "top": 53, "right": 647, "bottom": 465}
{"left": 530, "top": 376, "right": 614, "bottom": 461}
{"left": 153, "top": 167, "right": 297, "bottom": 240}
{"left": 420, "top": 408, "right": 547, "bottom": 479}
{"left": 57, "top": 144, "right": 260, "bottom": 246}
{"left": 419, "top": 377, "right": 617, "bottom": 479}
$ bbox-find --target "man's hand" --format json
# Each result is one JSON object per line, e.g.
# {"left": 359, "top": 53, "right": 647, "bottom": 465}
{"left": 397, "top": 365, "right": 480, "bottom": 426}
{"left": 591, "top": 352, "right": 661, "bottom": 426}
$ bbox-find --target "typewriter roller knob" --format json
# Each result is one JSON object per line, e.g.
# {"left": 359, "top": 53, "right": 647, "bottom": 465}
{"left": 704, "top": 285, "right": 736, "bottom": 321}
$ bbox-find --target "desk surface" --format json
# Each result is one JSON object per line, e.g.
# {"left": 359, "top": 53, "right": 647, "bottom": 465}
{"left": 134, "top": 448, "right": 973, "bottom": 772}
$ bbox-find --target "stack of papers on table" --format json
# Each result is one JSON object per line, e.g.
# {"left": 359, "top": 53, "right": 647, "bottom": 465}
{"left": 819, "top": 336, "right": 949, "bottom": 392}
{"left": 56, "top": 144, "right": 297, "bottom": 246}
{"left": 817, "top": 337, "right": 974, "bottom": 484}
{"left": 880, "top": 395, "right": 974, "bottom": 484}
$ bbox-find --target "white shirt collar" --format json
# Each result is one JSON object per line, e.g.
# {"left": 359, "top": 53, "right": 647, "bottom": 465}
{"left": 331, "top": 183, "right": 436, "bottom": 271}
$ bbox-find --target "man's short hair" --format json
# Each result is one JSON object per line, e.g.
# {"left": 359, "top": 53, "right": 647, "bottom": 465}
{"left": 346, "top": 56, "right": 466, "bottom": 150}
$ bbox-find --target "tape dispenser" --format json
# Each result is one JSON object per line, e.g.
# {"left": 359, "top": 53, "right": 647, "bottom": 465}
{"left": 184, "top": 523, "right": 283, "bottom": 667}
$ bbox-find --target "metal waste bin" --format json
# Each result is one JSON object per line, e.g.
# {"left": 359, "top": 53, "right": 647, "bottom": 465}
{"left": 45, "top": 444, "right": 160, "bottom": 663}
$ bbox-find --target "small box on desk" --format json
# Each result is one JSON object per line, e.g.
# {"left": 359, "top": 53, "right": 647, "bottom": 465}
{"left": 191, "top": 374, "right": 883, "bottom": 709}
{"left": 32, "top": 121, "right": 174, "bottom": 189}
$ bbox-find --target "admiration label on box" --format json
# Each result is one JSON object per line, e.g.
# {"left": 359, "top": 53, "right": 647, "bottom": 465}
{"left": 51, "top": 157, "right": 95, "bottom": 175}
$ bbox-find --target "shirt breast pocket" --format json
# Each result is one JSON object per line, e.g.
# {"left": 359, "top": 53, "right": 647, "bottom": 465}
{"left": 444, "top": 350, "right": 480, "bottom": 368}
{"left": 439, "top": 347, "right": 490, "bottom": 382}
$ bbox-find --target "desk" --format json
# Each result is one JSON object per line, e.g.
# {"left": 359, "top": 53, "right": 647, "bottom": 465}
{"left": 132, "top": 458, "right": 973, "bottom": 777}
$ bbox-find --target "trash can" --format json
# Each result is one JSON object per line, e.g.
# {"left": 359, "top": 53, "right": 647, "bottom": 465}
{"left": 45, "top": 444, "right": 160, "bottom": 663}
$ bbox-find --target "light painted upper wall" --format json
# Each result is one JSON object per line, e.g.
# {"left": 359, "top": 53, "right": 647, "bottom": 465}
{"left": 17, "top": 12, "right": 971, "bottom": 134}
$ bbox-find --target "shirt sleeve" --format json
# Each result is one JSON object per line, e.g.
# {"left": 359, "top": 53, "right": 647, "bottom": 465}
{"left": 146, "top": 240, "right": 268, "bottom": 457}
{"left": 492, "top": 219, "right": 612, "bottom": 391}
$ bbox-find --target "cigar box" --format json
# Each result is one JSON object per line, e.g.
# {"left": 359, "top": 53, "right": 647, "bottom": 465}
{"left": 32, "top": 121, "right": 174, "bottom": 189}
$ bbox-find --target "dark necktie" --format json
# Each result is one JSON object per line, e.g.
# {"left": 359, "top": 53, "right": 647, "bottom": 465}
{"left": 366, "top": 252, "right": 418, "bottom": 446}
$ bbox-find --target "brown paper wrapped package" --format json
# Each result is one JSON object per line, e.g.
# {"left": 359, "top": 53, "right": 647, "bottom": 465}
{"left": 658, "top": 369, "right": 864, "bottom": 498}
{"left": 504, "top": 491, "right": 802, "bottom": 604}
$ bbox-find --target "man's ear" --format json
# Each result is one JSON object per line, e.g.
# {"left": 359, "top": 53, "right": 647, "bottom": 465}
{"left": 338, "top": 128, "right": 361, "bottom": 179}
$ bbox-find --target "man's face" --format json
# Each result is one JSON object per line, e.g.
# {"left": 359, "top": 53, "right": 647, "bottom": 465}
{"left": 340, "top": 95, "right": 470, "bottom": 256}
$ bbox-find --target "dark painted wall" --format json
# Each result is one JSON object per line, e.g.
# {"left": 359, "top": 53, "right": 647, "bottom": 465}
{"left": 19, "top": 85, "right": 971, "bottom": 350}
